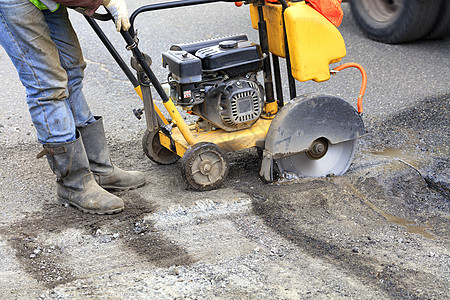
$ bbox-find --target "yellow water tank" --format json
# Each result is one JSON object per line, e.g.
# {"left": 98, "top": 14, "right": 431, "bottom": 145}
{"left": 250, "top": 3, "right": 286, "bottom": 58}
{"left": 249, "top": 2, "right": 346, "bottom": 82}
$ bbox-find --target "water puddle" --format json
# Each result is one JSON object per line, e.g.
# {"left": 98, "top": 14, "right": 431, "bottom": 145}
{"left": 341, "top": 180, "right": 436, "bottom": 240}
{"left": 363, "top": 201, "right": 436, "bottom": 240}
{"left": 363, "top": 148, "right": 422, "bottom": 170}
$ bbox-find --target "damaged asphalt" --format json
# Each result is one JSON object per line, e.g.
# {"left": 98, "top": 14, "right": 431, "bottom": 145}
{"left": 0, "top": 2, "right": 449, "bottom": 299}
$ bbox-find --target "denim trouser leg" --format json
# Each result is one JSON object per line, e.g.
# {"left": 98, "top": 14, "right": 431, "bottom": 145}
{"left": 0, "top": 0, "right": 94, "bottom": 143}
{"left": 43, "top": 7, "right": 95, "bottom": 128}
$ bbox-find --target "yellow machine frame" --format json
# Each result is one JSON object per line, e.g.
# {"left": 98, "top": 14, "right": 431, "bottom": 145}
{"left": 85, "top": 0, "right": 367, "bottom": 190}
{"left": 143, "top": 1, "right": 349, "bottom": 158}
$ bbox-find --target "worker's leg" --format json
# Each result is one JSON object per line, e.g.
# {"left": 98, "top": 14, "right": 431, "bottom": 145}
{"left": 0, "top": 0, "right": 124, "bottom": 214}
{"left": 43, "top": 6, "right": 95, "bottom": 127}
{"left": 42, "top": 7, "right": 146, "bottom": 191}
{"left": 0, "top": 0, "right": 75, "bottom": 143}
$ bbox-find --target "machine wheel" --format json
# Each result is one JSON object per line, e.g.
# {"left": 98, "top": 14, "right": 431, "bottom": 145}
{"left": 348, "top": 0, "right": 441, "bottom": 43}
{"left": 274, "top": 138, "right": 356, "bottom": 178}
{"left": 181, "top": 142, "right": 229, "bottom": 191}
{"left": 142, "top": 129, "right": 179, "bottom": 165}
{"left": 425, "top": 0, "right": 450, "bottom": 40}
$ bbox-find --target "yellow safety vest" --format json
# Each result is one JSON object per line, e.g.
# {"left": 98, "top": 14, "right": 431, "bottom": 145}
{"left": 29, "top": 0, "right": 60, "bottom": 12}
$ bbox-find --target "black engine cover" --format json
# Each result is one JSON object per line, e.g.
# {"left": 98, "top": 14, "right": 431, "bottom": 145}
{"left": 169, "top": 35, "right": 249, "bottom": 54}
{"left": 162, "top": 37, "right": 264, "bottom": 81}
{"left": 195, "top": 40, "right": 263, "bottom": 77}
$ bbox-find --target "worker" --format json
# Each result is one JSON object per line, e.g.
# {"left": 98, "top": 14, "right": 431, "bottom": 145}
{"left": 0, "top": 0, "right": 145, "bottom": 215}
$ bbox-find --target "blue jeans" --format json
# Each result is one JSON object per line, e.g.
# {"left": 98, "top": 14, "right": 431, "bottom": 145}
{"left": 0, "top": 0, "right": 95, "bottom": 143}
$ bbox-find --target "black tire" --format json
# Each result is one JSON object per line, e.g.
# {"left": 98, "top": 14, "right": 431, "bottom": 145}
{"left": 425, "top": 0, "right": 450, "bottom": 39}
{"left": 142, "top": 129, "right": 180, "bottom": 165}
{"left": 348, "top": 0, "right": 441, "bottom": 43}
{"left": 180, "top": 142, "right": 229, "bottom": 191}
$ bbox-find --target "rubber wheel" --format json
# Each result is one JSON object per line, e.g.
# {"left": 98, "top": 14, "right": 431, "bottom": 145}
{"left": 274, "top": 138, "right": 356, "bottom": 178}
{"left": 348, "top": 0, "right": 441, "bottom": 43}
{"left": 142, "top": 129, "right": 179, "bottom": 165}
{"left": 181, "top": 142, "right": 229, "bottom": 191}
{"left": 425, "top": 0, "right": 450, "bottom": 39}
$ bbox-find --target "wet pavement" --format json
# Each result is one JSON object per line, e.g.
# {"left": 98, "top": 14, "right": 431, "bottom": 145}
{"left": 0, "top": 2, "right": 449, "bottom": 299}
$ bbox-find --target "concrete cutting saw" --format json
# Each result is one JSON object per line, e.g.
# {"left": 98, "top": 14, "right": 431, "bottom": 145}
{"left": 81, "top": 0, "right": 367, "bottom": 190}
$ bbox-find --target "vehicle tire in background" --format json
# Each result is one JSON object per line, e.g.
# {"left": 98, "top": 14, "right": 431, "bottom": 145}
{"left": 348, "top": 0, "right": 441, "bottom": 44}
{"left": 425, "top": 0, "right": 450, "bottom": 40}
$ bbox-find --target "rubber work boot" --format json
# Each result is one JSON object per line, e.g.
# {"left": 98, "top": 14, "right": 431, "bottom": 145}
{"left": 40, "top": 133, "right": 124, "bottom": 214}
{"left": 78, "top": 116, "right": 146, "bottom": 191}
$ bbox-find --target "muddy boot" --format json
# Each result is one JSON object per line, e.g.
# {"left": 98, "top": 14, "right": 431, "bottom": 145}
{"left": 39, "top": 133, "right": 124, "bottom": 214}
{"left": 78, "top": 116, "right": 146, "bottom": 191}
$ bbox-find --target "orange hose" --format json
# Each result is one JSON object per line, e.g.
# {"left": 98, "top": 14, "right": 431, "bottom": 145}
{"left": 333, "top": 63, "right": 367, "bottom": 114}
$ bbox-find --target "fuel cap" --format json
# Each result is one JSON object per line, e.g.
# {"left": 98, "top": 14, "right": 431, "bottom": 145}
{"left": 219, "top": 40, "right": 238, "bottom": 49}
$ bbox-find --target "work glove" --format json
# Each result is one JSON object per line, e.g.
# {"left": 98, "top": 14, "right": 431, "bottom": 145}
{"left": 102, "top": 0, "right": 131, "bottom": 32}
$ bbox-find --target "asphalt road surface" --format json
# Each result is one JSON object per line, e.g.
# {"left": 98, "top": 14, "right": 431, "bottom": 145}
{"left": 0, "top": 2, "right": 449, "bottom": 299}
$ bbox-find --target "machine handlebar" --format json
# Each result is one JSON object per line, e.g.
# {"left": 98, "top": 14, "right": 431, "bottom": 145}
{"left": 72, "top": 7, "right": 113, "bottom": 21}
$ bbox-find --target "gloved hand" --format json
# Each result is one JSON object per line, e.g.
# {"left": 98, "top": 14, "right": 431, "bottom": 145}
{"left": 102, "top": 0, "right": 131, "bottom": 32}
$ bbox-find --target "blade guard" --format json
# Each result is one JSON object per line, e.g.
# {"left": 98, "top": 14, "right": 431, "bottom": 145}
{"left": 260, "top": 93, "right": 365, "bottom": 182}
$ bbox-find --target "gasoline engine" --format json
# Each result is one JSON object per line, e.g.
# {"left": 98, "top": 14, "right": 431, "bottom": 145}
{"left": 162, "top": 35, "right": 265, "bottom": 132}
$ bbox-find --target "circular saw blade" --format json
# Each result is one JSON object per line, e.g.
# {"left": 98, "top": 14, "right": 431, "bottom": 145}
{"left": 275, "top": 139, "right": 356, "bottom": 177}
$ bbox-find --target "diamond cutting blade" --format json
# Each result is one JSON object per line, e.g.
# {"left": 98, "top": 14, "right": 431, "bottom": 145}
{"left": 274, "top": 139, "right": 356, "bottom": 177}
